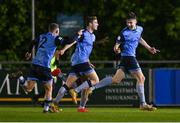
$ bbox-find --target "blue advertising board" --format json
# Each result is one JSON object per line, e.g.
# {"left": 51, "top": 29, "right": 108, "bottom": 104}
{"left": 153, "top": 68, "right": 180, "bottom": 106}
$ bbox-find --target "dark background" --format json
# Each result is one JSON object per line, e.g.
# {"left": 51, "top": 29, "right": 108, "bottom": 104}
{"left": 0, "top": 0, "right": 179, "bottom": 63}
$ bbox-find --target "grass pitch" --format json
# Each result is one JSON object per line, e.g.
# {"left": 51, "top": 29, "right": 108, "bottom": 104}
{"left": 0, "top": 106, "right": 180, "bottom": 122}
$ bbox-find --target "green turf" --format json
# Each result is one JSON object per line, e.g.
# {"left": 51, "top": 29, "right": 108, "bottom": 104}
{"left": 0, "top": 106, "right": 180, "bottom": 122}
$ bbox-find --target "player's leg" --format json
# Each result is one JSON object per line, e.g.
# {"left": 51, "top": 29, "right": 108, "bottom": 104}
{"left": 9, "top": 70, "right": 36, "bottom": 93}
{"left": 91, "top": 69, "right": 125, "bottom": 91}
{"left": 90, "top": 59, "right": 126, "bottom": 91}
{"left": 18, "top": 74, "right": 36, "bottom": 93}
{"left": 75, "top": 76, "right": 89, "bottom": 112}
{"left": 131, "top": 70, "right": 146, "bottom": 105}
{"left": 131, "top": 71, "right": 156, "bottom": 111}
{"left": 18, "top": 64, "right": 41, "bottom": 93}
{"left": 34, "top": 65, "right": 54, "bottom": 113}
{"left": 127, "top": 56, "right": 156, "bottom": 111}
{"left": 53, "top": 74, "right": 78, "bottom": 105}
{"left": 82, "top": 68, "right": 125, "bottom": 99}
{"left": 49, "top": 74, "right": 78, "bottom": 113}
{"left": 43, "top": 80, "right": 53, "bottom": 113}
{"left": 68, "top": 62, "right": 98, "bottom": 102}
{"left": 71, "top": 68, "right": 125, "bottom": 104}
{"left": 69, "top": 70, "right": 99, "bottom": 103}
{"left": 23, "top": 80, "right": 36, "bottom": 92}
{"left": 80, "top": 58, "right": 126, "bottom": 101}
{"left": 74, "top": 71, "right": 99, "bottom": 93}
{"left": 71, "top": 76, "right": 89, "bottom": 112}
{"left": 78, "top": 89, "right": 89, "bottom": 112}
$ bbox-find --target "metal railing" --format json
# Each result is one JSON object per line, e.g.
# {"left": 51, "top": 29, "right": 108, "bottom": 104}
{"left": 0, "top": 60, "right": 180, "bottom": 69}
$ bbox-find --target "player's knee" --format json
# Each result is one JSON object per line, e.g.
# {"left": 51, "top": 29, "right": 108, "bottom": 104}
{"left": 142, "top": 76, "right": 145, "bottom": 82}
{"left": 66, "top": 83, "right": 72, "bottom": 88}
{"left": 95, "top": 77, "right": 99, "bottom": 83}
{"left": 26, "top": 89, "right": 32, "bottom": 92}
{"left": 45, "top": 86, "right": 52, "bottom": 93}
{"left": 26, "top": 86, "right": 34, "bottom": 92}
{"left": 91, "top": 78, "right": 99, "bottom": 85}
{"left": 112, "top": 77, "right": 121, "bottom": 84}
{"left": 137, "top": 76, "right": 145, "bottom": 83}
{"left": 45, "top": 93, "right": 52, "bottom": 99}
{"left": 91, "top": 81, "right": 98, "bottom": 85}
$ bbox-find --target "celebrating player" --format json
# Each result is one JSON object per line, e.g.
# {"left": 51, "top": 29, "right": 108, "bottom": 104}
{"left": 50, "top": 16, "right": 99, "bottom": 112}
{"left": 70, "top": 12, "right": 160, "bottom": 111}
{"left": 16, "top": 23, "right": 77, "bottom": 113}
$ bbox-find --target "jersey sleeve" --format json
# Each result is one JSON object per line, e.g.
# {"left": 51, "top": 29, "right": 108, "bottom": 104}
{"left": 55, "top": 36, "right": 64, "bottom": 46}
{"left": 116, "top": 31, "right": 125, "bottom": 44}
{"left": 55, "top": 36, "right": 77, "bottom": 46}
{"left": 63, "top": 30, "right": 85, "bottom": 44}
{"left": 27, "top": 36, "right": 39, "bottom": 52}
{"left": 74, "top": 30, "right": 85, "bottom": 42}
{"left": 71, "top": 31, "right": 84, "bottom": 42}
{"left": 140, "top": 26, "right": 143, "bottom": 37}
{"left": 116, "top": 35, "right": 121, "bottom": 44}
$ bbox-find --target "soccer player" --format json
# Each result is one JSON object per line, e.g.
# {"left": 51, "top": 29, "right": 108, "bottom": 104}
{"left": 17, "top": 23, "right": 77, "bottom": 113}
{"left": 50, "top": 16, "right": 99, "bottom": 112}
{"left": 50, "top": 50, "right": 61, "bottom": 84}
{"left": 51, "top": 68, "right": 92, "bottom": 112}
{"left": 71, "top": 75, "right": 90, "bottom": 112}
{"left": 71, "top": 12, "right": 160, "bottom": 111}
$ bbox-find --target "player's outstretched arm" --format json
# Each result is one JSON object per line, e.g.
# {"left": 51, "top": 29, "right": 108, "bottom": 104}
{"left": 59, "top": 41, "right": 77, "bottom": 55}
{"left": 113, "top": 43, "right": 121, "bottom": 54}
{"left": 25, "top": 52, "right": 32, "bottom": 60}
{"left": 139, "top": 37, "right": 160, "bottom": 54}
{"left": 25, "top": 40, "right": 37, "bottom": 60}
{"left": 59, "top": 29, "right": 84, "bottom": 55}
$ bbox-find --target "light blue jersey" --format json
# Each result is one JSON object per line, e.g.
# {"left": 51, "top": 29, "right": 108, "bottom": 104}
{"left": 71, "top": 30, "right": 95, "bottom": 66}
{"left": 32, "top": 32, "right": 63, "bottom": 68}
{"left": 116, "top": 25, "right": 143, "bottom": 57}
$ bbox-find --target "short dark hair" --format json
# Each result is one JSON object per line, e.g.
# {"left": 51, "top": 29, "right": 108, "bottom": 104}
{"left": 86, "top": 16, "right": 97, "bottom": 25}
{"left": 126, "top": 12, "right": 137, "bottom": 20}
{"left": 49, "top": 23, "right": 59, "bottom": 32}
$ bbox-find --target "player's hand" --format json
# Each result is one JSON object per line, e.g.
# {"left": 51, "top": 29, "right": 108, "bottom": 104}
{"left": 25, "top": 52, "right": 31, "bottom": 60}
{"left": 149, "top": 47, "right": 160, "bottom": 54}
{"left": 77, "top": 29, "right": 84, "bottom": 36}
{"left": 114, "top": 47, "right": 121, "bottom": 54}
{"left": 89, "top": 62, "right": 95, "bottom": 68}
{"left": 54, "top": 50, "right": 60, "bottom": 61}
{"left": 59, "top": 49, "right": 65, "bottom": 55}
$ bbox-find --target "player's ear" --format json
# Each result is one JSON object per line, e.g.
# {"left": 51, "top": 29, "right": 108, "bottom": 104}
{"left": 55, "top": 29, "right": 59, "bottom": 34}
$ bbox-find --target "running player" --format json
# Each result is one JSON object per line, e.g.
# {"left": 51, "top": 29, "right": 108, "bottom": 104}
{"left": 16, "top": 23, "right": 76, "bottom": 113}
{"left": 51, "top": 67, "right": 93, "bottom": 112}
{"left": 50, "top": 16, "right": 99, "bottom": 112}
{"left": 70, "top": 12, "right": 160, "bottom": 111}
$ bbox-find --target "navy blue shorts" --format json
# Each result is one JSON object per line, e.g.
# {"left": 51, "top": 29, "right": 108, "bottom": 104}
{"left": 27, "top": 64, "right": 52, "bottom": 83}
{"left": 117, "top": 56, "right": 141, "bottom": 73}
{"left": 69, "top": 62, "right": 95, "bottom": 77}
